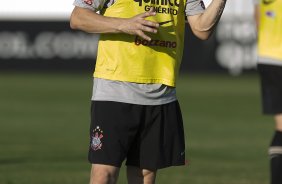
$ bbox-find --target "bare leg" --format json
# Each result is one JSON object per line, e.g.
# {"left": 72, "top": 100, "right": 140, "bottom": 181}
{"left": 270, "top": 114, "right": 282, "bottom": 184}
{"left": 89, "top": 164, "right": 120, "bottom": 184}
{"left": 127, "top": 166, "right": 157, "bottom": 184}
{"left": 275, "top": 114, "right": 282, "bottom": 131}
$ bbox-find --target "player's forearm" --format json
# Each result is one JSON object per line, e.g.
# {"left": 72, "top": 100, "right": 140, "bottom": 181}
{"left": 189, "top": 0, "right": 227, "bottom": 40}
{"left": 70, "top": 7, "right": 159, "bottom": 41}
{"left": 70, "top": 7, "right": 122, "bottom": 34}
{"left": 254, "top": 5, "right": 260, "bottom": 31}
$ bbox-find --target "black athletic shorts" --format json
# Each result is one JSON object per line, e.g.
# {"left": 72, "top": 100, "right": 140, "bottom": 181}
{"left": 88, "top": 100, "right": 186, "bottom": 170}
{"left": 257, "top": 64, "right": 282, "bottom": 114}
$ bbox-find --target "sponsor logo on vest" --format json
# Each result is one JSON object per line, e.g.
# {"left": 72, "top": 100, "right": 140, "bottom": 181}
{"left": 83, "top": 0, "right": 93, "bottom": 5}
{"left": 135, "top": 36, "right": 177, "bottom": 48}
{"left": 159, "top": 20, "right": 173, "bottom": 25}
{"left": 134, "top": 0, "right": 180, "bottom": 7}
{"left": 263, "top": 0, "right": 276, "bottom": 5}
{"left": 134, "top": 0, "right": 180, "bottom": 15}
{"left": 144, "top": 5, "right": 178, "bottom": 15}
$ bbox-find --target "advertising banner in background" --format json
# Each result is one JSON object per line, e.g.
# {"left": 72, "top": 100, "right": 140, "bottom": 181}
{"left": 0, "top": 21, "right": 98, "bottom": 71}
{"left": 215, "top": 0, "right": 257, "bottom": 75}
{"left": 0, "top": 0, "right": 257, "bottom": 74}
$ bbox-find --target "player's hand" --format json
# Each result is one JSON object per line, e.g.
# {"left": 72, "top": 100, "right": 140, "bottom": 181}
{"left": 118, "top": 7, "right": 159, "bottom": 41}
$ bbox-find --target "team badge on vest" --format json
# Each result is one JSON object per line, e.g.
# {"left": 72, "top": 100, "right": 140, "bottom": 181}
{"left": 91, "top": 126, "right": 104, "bottom": 151}
{"left": 266, "top": 11, "right": 276, "bottom": 18}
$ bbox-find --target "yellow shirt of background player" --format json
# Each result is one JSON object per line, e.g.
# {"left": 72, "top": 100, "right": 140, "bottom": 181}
{"left": 258, "top": 0, "right": 282, "bottom": 61}
{"left": 94, "top": 0, "right": 186, "bottom": 87}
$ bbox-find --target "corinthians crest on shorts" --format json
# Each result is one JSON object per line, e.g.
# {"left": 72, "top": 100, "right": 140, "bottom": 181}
{"left": 91, "top": 126, "right": 103, "bottom": 151}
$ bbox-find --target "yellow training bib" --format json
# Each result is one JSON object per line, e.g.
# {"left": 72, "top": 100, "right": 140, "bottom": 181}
{"left": 258, "top": 0, "right": 282, "bottom": 61}
{"left": 94, "top": 0, "right": 186, "bottom": 87}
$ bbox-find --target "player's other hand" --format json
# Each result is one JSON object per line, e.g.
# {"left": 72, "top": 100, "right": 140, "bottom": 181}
{"left": 118, "top": 7, "right": 159, "bottom": 41}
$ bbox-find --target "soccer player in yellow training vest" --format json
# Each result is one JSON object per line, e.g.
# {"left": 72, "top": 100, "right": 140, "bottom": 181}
{"left": 254, "top": 0, "right": 282, "bottom": 183}
{"left": 70, "top": 0, "right": 226, "bottom": 183}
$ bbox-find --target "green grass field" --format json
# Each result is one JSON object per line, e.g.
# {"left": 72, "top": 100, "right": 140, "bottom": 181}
{"left": 0, "top": 72, "right": 273, "bottom": 184}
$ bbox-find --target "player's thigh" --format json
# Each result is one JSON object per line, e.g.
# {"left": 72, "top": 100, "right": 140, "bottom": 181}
{"left": 88, "top": 101, "right": 141, "bottom": 167}
{"left": 90, "top": 164, "right": 120, "bottom": 184}
{"left": 126, "top": 100, "right": 186, "bottom": 170}
{"left": 127, "top": 166, "right": 157, "bottom": 184}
